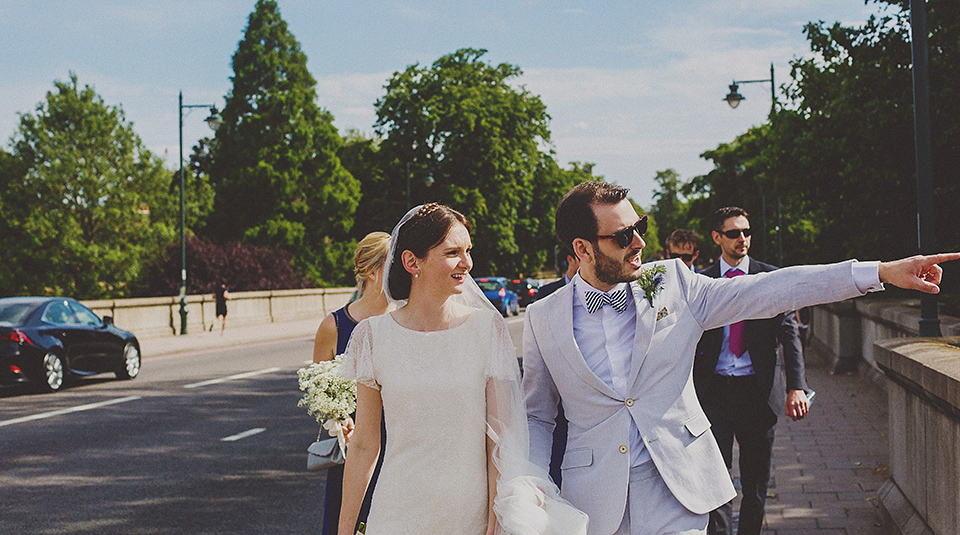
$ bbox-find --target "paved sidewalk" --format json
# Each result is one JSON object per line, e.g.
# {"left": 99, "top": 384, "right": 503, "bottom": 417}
{"left": 736, "top": 352, "right": 889, "bottom": 534}
{"left": 137, "top": 317, "right": 320, "bottom": 358}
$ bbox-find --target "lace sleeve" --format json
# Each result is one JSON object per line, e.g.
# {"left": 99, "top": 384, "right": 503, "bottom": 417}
{"left": 339, "top": 318, "right": 380, "bottom": 390}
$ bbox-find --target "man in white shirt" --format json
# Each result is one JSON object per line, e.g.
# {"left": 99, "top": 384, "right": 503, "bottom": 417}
{"left": 522, "top": 181, "right": 957, "bottom": 535}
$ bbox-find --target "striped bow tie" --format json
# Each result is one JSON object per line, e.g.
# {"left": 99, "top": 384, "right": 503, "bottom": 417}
{"left": 584, "top": 289, "right": 628, "bottom": 313}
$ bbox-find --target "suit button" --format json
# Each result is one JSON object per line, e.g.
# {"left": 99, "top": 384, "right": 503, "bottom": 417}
{"left": 619, "top": 445, "right": 628, "bottom": 454}
{"left": 625, "top": 398, "right": 634, "bottom": 407}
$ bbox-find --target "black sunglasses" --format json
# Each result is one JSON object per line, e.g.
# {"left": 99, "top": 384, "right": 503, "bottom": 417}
{"left": 720, "top": 228, "right": 752, "bottom": 239}
{"left": 668, "top": 252, "right": 695, "bottom": 262}
{"left": 597, "top": 216, "right": 648, "bottom": 248}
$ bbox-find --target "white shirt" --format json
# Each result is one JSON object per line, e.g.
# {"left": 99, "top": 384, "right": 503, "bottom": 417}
{"left": 571, "top": 274, "right": 651, "bottom": 467}
{"left": 715, "top": 256, "right": 757, "bottom": 376}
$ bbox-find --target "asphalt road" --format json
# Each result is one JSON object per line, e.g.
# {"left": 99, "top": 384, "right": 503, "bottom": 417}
{"left": 0, "top": 311, "right": 527, "bottom": 535}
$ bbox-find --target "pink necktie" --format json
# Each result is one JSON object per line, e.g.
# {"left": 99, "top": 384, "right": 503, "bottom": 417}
{"left": 725, "top": 268, "right": 746, "bottom": 357}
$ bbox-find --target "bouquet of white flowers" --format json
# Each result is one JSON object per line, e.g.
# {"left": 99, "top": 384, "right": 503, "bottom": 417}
{"left": 298, "top": 356, "right": 357, "bottom": 462}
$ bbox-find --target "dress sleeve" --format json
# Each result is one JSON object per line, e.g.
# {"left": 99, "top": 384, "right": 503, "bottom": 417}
{"left": 339, "top": 318, "right": 379, "bottom": 390}
{"left": 486, "top": 310, "right": 522, "bottom": 382}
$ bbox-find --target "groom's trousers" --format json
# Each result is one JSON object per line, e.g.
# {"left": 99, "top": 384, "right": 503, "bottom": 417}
{"left": 613, "top": 461, "right": 708, "bottom": 535}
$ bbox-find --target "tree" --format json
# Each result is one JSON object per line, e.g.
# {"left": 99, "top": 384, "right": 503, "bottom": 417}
{"left": 648, "top": 169, "right": 691, "bottom": 250}
{"left": 139, "top": 236, "right": 311, "bottom": 296}
{"left": 374, "top": 48, "right": 552, "bottom": 275}
{"left": 515, "top": 157, "right": 600, "bottom": 275}
{"left": 5, "top": 73, "right": 177, "bottom": 298}
{"left": 338, "top": 130, "right": 395, "bottom": 239}
{"left": 206, "top": 0, "right": 360, "bottom": 285}
{"left": 773, "top": 0, "right": 958, "bottom": 263}
{"left": 687, "top": 0, "right": 959, "bottom": 271}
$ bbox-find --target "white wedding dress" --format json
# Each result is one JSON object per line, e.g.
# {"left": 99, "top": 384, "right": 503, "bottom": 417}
{"left": 341, "top": 308, "right": 513, "bottom": 535}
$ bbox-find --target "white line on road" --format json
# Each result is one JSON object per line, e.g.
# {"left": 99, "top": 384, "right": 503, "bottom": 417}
{"left": 0, "top": 395, "right": 142, "bottom": 428}
{"left": 222, "top": 427, "right": 267, "bottom": 442}
{"left": 183, "top": 367, "right": 282, "bottom": 389}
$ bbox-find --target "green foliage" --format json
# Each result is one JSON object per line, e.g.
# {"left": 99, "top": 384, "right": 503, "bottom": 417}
{"left": 3, "top": 73, "right": 177, "bottom": 298}
{"left": 687, "top": 0, "right": 959, "bottom": 273}
{"left": 775, "top": 0, "right": 958, "bottom": 264}
{"left": 519, "top": 157, "right": 600, "bottom": 275}
{"left": 206, "top": 0, "right": 360, "bottom": 285}
{"left": 339, "top": 131, "right": 396, "bottom": 239}
{"left": 648, "top": 169, "right": 690, "bottom": 250}
{"left": 374, "top": 48, "right": 555, "bottom": 276}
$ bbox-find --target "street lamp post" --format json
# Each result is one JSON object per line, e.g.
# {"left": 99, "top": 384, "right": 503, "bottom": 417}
{"left": 405, "top": 161, "right": 435, "bottom": 210}
{"left": 723, "top": 63, "right": 782, "bottom": 266}
{"left": 178, "top": 91, "right": 222, "bottom": 335}
{"left": 909, "top": 0, "right": 941, "bottom": 337}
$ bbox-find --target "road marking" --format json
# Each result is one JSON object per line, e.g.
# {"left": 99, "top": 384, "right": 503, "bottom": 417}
{"left": 0, "top": 395, "right": 142, "bottom": 428}
{"left": 183, "top": 367, "right": 282, "bottom": 389}
{"left": 222, "top": 427, "right": 266, "bottom": 442}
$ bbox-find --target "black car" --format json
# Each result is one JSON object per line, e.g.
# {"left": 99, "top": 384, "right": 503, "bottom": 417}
{"left": 508, "top": 278, "right": 541, "bottom": 308}
{"left": 0, "top": 297, "right": 141, "bottom": 393}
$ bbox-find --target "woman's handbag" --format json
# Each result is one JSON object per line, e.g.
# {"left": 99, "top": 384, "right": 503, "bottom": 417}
{"left": 307, "top": 435, "right": 345, "bottom": 471}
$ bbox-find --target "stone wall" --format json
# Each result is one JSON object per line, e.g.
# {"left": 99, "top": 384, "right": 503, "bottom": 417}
{"left": 874, "top": 338, "right": 960, "bottom": 535}
{"left": 82, "top": 288, "right": 354, "bottom": 338}
{"left": 808, "top": 297, "right": 960, "bottom": 381}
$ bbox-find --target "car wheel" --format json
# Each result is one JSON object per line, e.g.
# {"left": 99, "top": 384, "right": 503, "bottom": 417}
{"left": 38, "top": 352, "right": 65, "bottom": 393}
{"left": 116, "top": 343, "right": 141, "bottom": 380}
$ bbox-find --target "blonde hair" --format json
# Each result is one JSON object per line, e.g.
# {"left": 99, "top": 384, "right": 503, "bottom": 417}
{"left": 354, "top": 231, "right": 391, "bottom": 294}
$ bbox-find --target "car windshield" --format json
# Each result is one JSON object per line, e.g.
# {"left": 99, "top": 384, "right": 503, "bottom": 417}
{"left": 476, "top": 281, "right": 501, "bottom": 292}
{"left": 0, "top": 303, "right": 36, "bottom": 324}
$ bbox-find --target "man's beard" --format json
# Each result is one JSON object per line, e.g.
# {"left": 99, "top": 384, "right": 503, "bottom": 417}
{"left": 592, "top": 243, "right": 643, "bottom": 286}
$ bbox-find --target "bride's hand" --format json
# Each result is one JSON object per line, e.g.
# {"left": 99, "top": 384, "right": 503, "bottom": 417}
{"left": 342, "top": 416, "right": 356, "bottom": 444}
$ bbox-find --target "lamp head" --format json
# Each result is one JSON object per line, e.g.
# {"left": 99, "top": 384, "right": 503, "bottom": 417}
{"left": 723, "top": 83, "right": 744, "bottom": 109}
{"left": 205, "top": 107, "right": 224, "bottom": 131}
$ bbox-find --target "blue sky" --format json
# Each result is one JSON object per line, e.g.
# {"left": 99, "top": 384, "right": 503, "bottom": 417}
{"left": 0, "top": 0, "right": 886, "bottom": 206}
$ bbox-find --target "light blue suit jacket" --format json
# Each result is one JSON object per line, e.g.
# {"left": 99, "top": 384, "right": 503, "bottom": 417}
{"left": 522, "top": 259, "right": 865, "bottom": 534}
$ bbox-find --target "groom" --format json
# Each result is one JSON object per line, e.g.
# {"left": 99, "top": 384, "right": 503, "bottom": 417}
{"left": 522, "top": 181, "right": 957, "bottom": 535}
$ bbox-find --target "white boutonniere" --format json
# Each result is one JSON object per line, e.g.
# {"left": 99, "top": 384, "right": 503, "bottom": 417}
{"left": 637, "top": 265, "right": 666, "bottom": 308}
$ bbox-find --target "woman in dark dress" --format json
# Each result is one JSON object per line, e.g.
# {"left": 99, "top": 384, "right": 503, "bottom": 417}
{"left": 313, "top": 231, "right": 391, "bottom": 535}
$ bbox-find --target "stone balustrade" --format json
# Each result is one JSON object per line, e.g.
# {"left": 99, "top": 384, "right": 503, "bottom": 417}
{"left": 82, "top": 287, "right": 354, "bottom": 338}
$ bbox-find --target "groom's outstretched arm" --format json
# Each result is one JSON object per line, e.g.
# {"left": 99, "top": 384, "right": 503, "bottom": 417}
{"left": 879, "top": 253, "right": 960, "bottom": 293}
{"left": 521, "top": 306, "right": 560, "bottom": 473}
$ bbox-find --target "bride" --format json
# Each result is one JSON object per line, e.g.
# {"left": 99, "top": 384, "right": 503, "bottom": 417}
{"left": 338, "top": 204, "right": 588, "bottom": 535}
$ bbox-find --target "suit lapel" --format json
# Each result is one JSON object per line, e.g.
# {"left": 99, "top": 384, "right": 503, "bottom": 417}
{"left": 545, "top": 284, "right": 620, "bottom": 399}
{"left": 628, "top": 280, "right": 657, "bottom": 385}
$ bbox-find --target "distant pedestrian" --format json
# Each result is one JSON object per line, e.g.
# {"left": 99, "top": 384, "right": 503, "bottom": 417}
{"left": 213, "top": 281, "right": 229, "bottom": 333}
{"left": 665, "top": 228, "right": 701, "bottom": 271}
